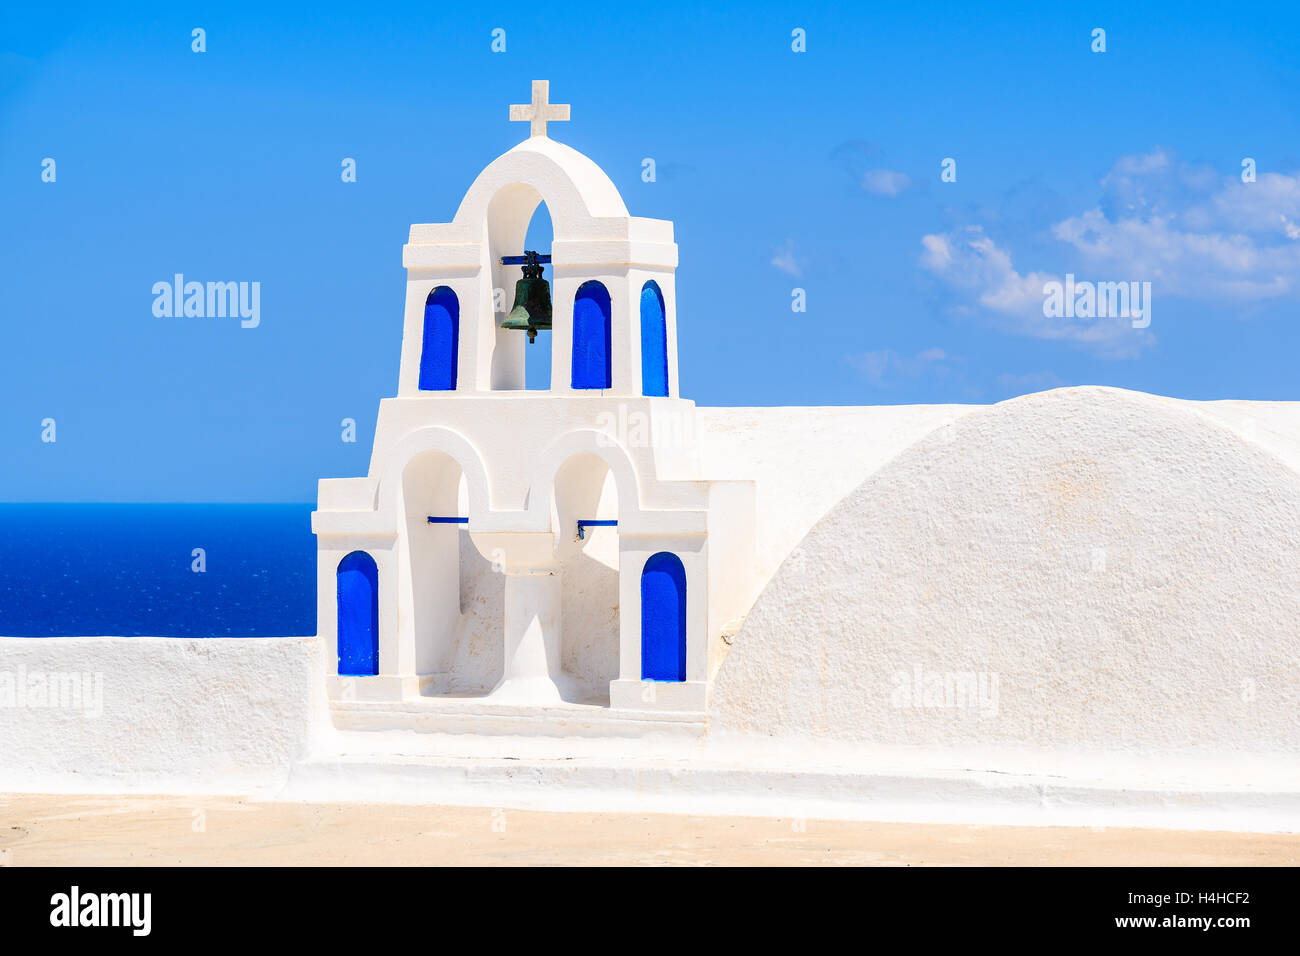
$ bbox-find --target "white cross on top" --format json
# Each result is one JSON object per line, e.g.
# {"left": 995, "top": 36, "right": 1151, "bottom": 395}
{"left": 509, "top": 80, "right": 570, "bottom": 138}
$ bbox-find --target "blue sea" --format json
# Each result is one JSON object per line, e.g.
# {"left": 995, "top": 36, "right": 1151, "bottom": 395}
{"left": 0, "top": 504, "right": 316, "bottom": 637}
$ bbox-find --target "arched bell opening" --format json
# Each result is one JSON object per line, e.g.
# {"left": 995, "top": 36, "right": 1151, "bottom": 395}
{"left": 521, "top": 205, "right": 554, "bottom": 390}
{"left": 552, "top": 453, "right": 620, "bottom": 704}
{"left": 484, "top": 184, "right": 556, "bottom": 391}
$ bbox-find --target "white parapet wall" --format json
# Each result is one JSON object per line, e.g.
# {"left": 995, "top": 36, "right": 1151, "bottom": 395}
{"left": 0, "top": 636, "right": 321, "bottom": 795}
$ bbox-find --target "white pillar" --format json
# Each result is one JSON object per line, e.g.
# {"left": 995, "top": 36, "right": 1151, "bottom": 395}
{"left": 489, "top": 570, "right": 563, "bottom": 704}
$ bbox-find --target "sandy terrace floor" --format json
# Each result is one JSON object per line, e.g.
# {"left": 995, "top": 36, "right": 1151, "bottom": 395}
{"left": 0, "top": 793, "right": 1295, "bottom": 866}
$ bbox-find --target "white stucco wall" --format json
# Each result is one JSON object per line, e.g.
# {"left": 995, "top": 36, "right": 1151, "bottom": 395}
{"left": 0, "top": 636, "right": 321, "bottom": 793}
{"left": 695, "top": 405, "right": 976, "bottom": 588}
{"left": 1184, "top": 399, "right": 1300, "bottom": 474}
{"left": 435, "top": 524, "right": 620, "bottom": 701}
{"left": 710, "top": 387, "right": 1300, "bottom": 773}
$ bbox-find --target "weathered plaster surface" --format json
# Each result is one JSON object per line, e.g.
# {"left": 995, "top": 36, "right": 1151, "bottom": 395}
{"left": 0, "top": 636, "right": 321, "bottom": 793}
{"left": 695, "top": 405, "right": 977, "bottom": 587}
{"left": 712, "top": 387, "right": 1300, "bottom": 764}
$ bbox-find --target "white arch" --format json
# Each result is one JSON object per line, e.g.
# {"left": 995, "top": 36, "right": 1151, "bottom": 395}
{"left": 524, "top": 429, "right": 645, "bottom": 525}
{"left": 376, "top": 426, "right": 493, "bottom": 518}
{"left": 454, "top": 138, "right": 629, "bottom": 242}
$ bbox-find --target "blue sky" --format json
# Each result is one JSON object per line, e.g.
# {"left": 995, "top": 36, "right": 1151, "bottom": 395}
{"left": 3, "top": 1, "right": 1299, "bottom": 501}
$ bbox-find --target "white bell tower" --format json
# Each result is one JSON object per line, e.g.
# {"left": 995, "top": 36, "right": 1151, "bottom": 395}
{"left": 313, "top": 82, "right": 756, "bottom": 721}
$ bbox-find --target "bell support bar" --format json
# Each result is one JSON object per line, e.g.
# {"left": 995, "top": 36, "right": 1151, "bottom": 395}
{"left": 500, "top": 252, "right": 551, "bottom": 265}
{"left": 428, "top": 515, "right": 615, "bottom": 539}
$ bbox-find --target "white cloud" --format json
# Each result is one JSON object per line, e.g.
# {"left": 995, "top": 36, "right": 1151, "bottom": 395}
{"left": 920, "top": 229, "right": 1050, "bottom": 316}
{"left": 920, "top": 226, "right": 1151, "bottom": 355}
{"left": 921, "top": 149, "right": 1300, "bottom": 355}
{"left": 862, "top": 169, "right": 911, "bottom": 197}
{"left": 1051, "top": 207, "right": 1300, "bottom": 303}
{"left": 770, "top": 238, "right": 803, "bottom": 277}
{"left": 1060, "top": 149, "right": 1300, "bottom": 299}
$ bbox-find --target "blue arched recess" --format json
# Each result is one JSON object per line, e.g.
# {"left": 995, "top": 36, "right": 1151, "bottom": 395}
{"left": 640, "top": 281, "right": 669, "bottom": 397}
{"left": 572, "top": 280, "right": 612, "bottom": 389}
{"left": 337, "top": 551, "right": 379, "bottom": 676}
{"left": 641, "top": 552, "right": 686, "bottom": 681}
{"left": 418, "top": 286, "right": 459, "bottom": 391}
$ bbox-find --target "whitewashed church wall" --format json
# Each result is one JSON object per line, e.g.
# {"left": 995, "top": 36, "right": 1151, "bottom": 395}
{"left": 0, "top": 636, "right": 321, "bottom": 793}
{"left": 694, "top": 404, "right": 979, "bottom": 590}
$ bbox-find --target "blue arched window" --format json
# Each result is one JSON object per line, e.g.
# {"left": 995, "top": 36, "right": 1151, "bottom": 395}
{"left": 641, "top": 552, "right": 686, "bottom": 681}
{"left": 640, "top": 281, "right": 668, "bottom": 397}
{"left": 418, "top": 286, "right": 459, "bottom": 391}
{"left": 336, "top": 551, "right": 379, "bottom": 676}
{"left": 572, "top": 280, "right": 612, "bottom": 389}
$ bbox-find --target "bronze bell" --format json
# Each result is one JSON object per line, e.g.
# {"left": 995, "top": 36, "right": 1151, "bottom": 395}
{"left": 501, "top": 250, "right": 552, "bottom": 343}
